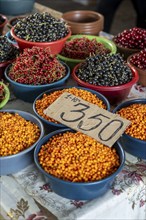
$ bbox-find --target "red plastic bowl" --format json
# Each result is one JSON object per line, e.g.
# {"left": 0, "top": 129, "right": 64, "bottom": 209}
{"left": 72, "top": 63, "right": 139, "bottom": 105}
{"left": 11, "top": 27, "right": 72, "bottom": 54}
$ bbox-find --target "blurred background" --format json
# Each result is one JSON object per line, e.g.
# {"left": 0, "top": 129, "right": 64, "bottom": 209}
{"left": 36, "top": 0, "right": 136, "bottom": 35}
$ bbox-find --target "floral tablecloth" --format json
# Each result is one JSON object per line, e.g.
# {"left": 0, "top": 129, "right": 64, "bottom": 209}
{"left": 0, "top": 83, "right": 146, "bottom": 220}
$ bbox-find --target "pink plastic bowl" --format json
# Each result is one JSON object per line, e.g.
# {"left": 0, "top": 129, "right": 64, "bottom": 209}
{"left": 72, "top": 63, "right": 139, "bottom": 105}
{"left": 11, "top": 27, "right": 71, "bottom": 54}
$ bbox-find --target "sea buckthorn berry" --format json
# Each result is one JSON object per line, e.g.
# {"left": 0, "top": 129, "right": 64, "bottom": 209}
{"left": 38, "top": 131, "right": 120, "bottom": 182}
{"left": 35, "top": 87, "right": 106, "bottom": 124}
{"left": 0, "top": 112, "right": 40, "bottom": 156}
{"left": 117, "top": 103, "right": 146, "bottom": 141}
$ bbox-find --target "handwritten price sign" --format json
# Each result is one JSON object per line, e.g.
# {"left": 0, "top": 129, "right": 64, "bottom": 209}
{"left": 44, "top": 92, "right": 131, "bottom": 147}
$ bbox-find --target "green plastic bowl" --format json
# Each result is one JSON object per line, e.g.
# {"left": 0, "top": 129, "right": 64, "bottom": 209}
{"left": 0, "top": 82, "right": 10, "bottom": 109}
{"left": 57, "top": 35, "right": 117, "bottom": 70}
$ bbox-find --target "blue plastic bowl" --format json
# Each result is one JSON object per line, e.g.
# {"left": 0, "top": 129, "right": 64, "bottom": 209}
{"left": 33, "top": 86, "right": 110, "bottom": 132}
{"left": 113, "top": 99, "right": 146, "bottom": 159}
{"left": 5, "top": 31, "right": 18, "bottom": 47}
{"left": 4, "top": 62, "right": 70, "bottom": 103}
{"left": 34, "top": 128, "right": 125, "bottom": 200}
{"left": 0, "top": 109, "right": 44, "bottom": 175}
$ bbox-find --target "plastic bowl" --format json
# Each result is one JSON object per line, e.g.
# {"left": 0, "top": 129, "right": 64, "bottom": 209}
{"left": 0, "top": 14, "right": 8, "bottom": 35}
{"left": 0, "top": 82, "right": 10, "bottom": 109}
{"left": 34, "top": 128, "right": 125, "bottom": 200}
{"left": 33, "top": 86, "right": 110, "bottom": 132}
{"left": 112, "top": 99, "right": 146, "bottom": 159}
{"left": 127, "top": 54, "right": 146, "bottom": 87}
{"left": 4, "top": 62, "right": 70, "bottom": 103}
{"left": 5, "top": 31, "right": 18, "bottom": 47}
{"left": 0, "top": 109, "right": 44, "bottom": 175}
{"left": 11, "top": 27, "right": 72, "bottom": 54}
{"left": 62, "top": 10, "right": 104, "bottom": 35}
{"left": 72, "top": 63, "right": 139, "bottom": 105}
{"left": 58, "top": 35, "right": 117, "bottom": 70}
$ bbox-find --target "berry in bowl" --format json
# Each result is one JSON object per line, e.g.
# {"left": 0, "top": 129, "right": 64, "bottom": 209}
{"left": 7, "top": 16, "right": 25, "bottom": 29}
{"left": 113, "top": 99, "right": 146, "bottom": 159}
{"left": 33, "top": 86, "right": 110, "bottom": 132}
{"left": 72, "top": 53, "right": 139, "bottom": 105}
{"left": 0, "top": 109, "right": 44, "bottom": 175}
{"left": 11, "top": 12, "right": 71, "bottom": 54}
{"left": 127, "top": 50, "right": 146, "bottom": 86}
{"left": 0, "top": 81, "right": 10, "bottom": 109}
{"left": 34, "top": 128, "right": 125, "bottom": 200}
{"left": 58, "top": 34, "right": 117, "bottom": 70}
{"left": 0, "top": 36, "right": 20, "bottom": 79}
{"left": 4, "top": 46, "right": 70, "bottom": 102}
{"left": 113, "top": 27, "right": 146, "bottom": 59}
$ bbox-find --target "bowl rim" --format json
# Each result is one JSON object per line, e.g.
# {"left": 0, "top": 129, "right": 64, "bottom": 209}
{"left": 57, "top": 35, "right": 117, "bottom": 62}
{"left": 72, "top": 62, "right": 139, "bottom": 91}
{"left": 112, "top": 98, "right": 146, "bottom": 143}
{"left": 34, "top": 128, "right": 125, "bottom": 186}
{"left": 4, "top": 61, "right": 70, "bottom": 88}
{"left": 62, "top": 10, "right": 104, "bottom": 25}
{"left": 0, "top": 82, "right": 10, "bottom": 109}
{"left": 0, "top": 14, "right": 8, "bottom": 27}
{"left": 127, "top": 53, "right": 146, "bottom": 72}
{"left": 0, "top": 59, "right": 16, "bottom": 68}
{"left": 11, "top": 26, "right": 72, "bottom": 45}
{"left": 0, "top": 109, "right": 44, "bottom": 159}
{"left": 5, "top": 31, "right": 17, "bottom": 44}
{"left": 33, "top": 85, "right": 111, "bottom": 127}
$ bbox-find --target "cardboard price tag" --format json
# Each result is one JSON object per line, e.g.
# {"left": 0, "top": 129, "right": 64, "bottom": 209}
{"left": 44, "top": 92, "right": 131, "bottom": 147}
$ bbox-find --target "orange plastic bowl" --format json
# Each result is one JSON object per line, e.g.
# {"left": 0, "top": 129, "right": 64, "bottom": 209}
{"left": 11, "top": 27, "right": 72, "bottom": 54}
{"left": 72, "top": 63, "right": 139, "bottom": 105}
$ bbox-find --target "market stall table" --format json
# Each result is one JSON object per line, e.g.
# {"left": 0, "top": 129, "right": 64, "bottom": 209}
{"left": 1, "top": 3, "right": 146, "bottom": 220}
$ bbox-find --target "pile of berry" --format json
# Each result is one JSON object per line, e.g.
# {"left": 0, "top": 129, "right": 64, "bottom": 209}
{"left": 129, "top": 50, "right": 146, "bottom": 70}
{"left": 60, "top": 37, "right": 111, "bottom": 59}
{"left": 0, "top": 36, "right": 20, "bottom": 62}
{"left": 14, "top": 12, "right": 69, "bottom": 42}
{"left": 76, "top": 54, "right": 133, "bottom": 86}
{"left": 114, "top": 27, "right": 146, "bottom": 49}
{"left": 0, "top": 83, "right": 5, "bottom": 102}
{"left": 8, "top": 46, "right": 67, "bottom": 85}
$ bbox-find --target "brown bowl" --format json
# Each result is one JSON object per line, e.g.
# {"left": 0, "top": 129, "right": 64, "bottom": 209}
{"left": 0, "top": 14, "right": 8, "bottom": 35}
{"left": 127, "top": 54, "right": 146, "bottom": 86}
{"left": 62, "top": 10, "right": 104, "bottom": 35}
